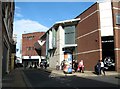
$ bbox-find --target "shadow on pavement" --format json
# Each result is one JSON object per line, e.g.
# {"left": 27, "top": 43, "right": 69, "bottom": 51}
{"left": 23, "top": 68, "right": 120, "bottom": 89}
{"left": 2, "top": 68, "right": 119, "bottom": 89}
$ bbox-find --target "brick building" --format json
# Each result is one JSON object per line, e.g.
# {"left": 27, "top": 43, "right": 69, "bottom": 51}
{"left": 76, "top": 1, "right": 120, "bottom": 72}
{"left": 39, "top": 1, "right": 120, "bottom": 72}
{"left": 34, "top": 34, "right": 46, "bottom": 61}
{"left": 22, "top": 32, "right": 45, "bottom": 68}
{"left": 0, "top": 1, "right": 16, "bottom": 87}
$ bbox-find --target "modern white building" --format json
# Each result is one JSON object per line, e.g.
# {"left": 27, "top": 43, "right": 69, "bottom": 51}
{"left": 40, "top": 18, "right": 80, "bottom": 69}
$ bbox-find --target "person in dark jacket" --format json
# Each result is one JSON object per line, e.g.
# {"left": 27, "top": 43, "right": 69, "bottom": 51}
{"left": 74, "top": 60, "right": 78, "bottom": 72}
{"left": 95, "top": 60, "right": 101, "bottom": 75}
{"left": 44, "top": 61, "right": 47, "bottom": 69}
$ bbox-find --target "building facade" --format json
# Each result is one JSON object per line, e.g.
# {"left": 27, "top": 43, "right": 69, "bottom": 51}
{"left": 112, "top": 2, "right": 120, "bottom": 72}
{"left": 34, "top": 33, "right": 46, "bottom": 61}
{"left": 76, "top": 1, "right": 120, "bottom": 72}
{"left": 39, "top": 1, "right": 120, "bottom": 72}
{"left": 22, "top": 32, "right": 45, "bottom": 68}
{"left": 39, "top": 19, "right": 80, "bottom": 69}
{"left": 0, "top": 1, "right": 16, "bottom": 87}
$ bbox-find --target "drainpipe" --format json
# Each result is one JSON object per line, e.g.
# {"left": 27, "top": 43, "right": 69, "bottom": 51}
{"left": 0, "top": 1, "right": 2, "bottom": 88}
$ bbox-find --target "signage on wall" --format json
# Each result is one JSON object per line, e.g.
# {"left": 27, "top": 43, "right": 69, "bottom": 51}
{"left": 102, "top": 40, "right": 114, "bottom": 43}
{"left": 63, "top": 53, "right": 72, "bottom": 74}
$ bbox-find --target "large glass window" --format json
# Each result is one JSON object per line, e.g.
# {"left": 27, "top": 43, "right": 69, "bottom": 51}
{"left": 64, "top": 26, "right": 75, "bottom": 44}
{"left": 52, "top": 28, "right": 57, "bottom": 48}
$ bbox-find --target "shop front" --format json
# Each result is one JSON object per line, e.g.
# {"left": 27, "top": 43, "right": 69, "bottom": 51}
{"left": 22, "top": 59, "right": 39, "bottom": 68}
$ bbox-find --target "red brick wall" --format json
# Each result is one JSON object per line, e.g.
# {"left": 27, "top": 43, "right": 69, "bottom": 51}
{"left": 22, "top": 32, "right": 45, "bottom": 56}
{"left": 112, "top": 2, "right": 120, "bottom": 72}
{"left": 76, "top": 3, "right": 102, "bottom": 71}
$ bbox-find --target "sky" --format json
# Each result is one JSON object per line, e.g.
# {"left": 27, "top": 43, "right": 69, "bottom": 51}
{"left": 13, "top": 2, "right": 95, "bottom": 57}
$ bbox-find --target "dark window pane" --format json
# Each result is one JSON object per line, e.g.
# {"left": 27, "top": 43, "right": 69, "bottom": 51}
{"left": 64, "top": 26, "right": 75, "bottom": 44}
{"left": 116, "top": 14, "right": 120, "bottom": 25}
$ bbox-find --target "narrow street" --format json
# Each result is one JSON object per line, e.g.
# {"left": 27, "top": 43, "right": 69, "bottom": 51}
{"left": 23, "top": 68, "right": 119, "bottom": 88}
{"left": 2, "top": 68, "right": 120, "bottom": 89}
{"left": 23, "top": 68, "right": 69, "bottom": 87}
{"left": 1, "top": 1, "right": 120, "bottom": 89}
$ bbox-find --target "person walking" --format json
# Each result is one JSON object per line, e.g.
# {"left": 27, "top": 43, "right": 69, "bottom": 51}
{"left": 56, "top": 61, "right": 60, "bottom": 70}
{"left": 61, "top": 60, "right": 65, "bottom": 70}
{"left": 100, "top": 60, "right": 105, "bottom": 75}
{"left": 44, "top": 61, "right": 47, "bottom": 69}
{"left": 74, "top": 60, "right": 78, "bottom": 72}
{"left": 95, "top": 60, "right": 101, "bottom": 75}
{"left": 78, "top": 60, "right": 84, "bottom": 73}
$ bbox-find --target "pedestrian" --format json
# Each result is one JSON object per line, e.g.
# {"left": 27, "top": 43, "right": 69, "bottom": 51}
{"left": 74, "top": 60, "right": 78, "bottom": 72}
{"left": 100, "top": 60, "right": 105, "bottom": 75}
{"left": 96, "top": 60, "right": 101, "bottom": 75}
{"left": 61, "top": 60, "right": 65, "bottom": 70}
{"left": 78, "top": 60, "right": 84, "bottom": 73}
{"left": 44, "top": 61, "right": 47, "bottom": 69}
{"left": 72, "top": 60, "right": 75, "bottom": 69}
{"left": 56, "top": 61, "right": 60, "bottom": 70}
{"left": 40, "top": 62, "right": 43, "bottom": 68}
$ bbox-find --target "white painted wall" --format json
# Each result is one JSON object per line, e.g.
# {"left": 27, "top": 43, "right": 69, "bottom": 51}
{"left": 46, "top": 33, "right": 49, "bottom": 55}
{"left": 38, "top": 40, "right": 45, "bottom": 46}
{"left": 22, "top": 56, "right": 29, "bottom": 59}
{"left": 59, "top": 25, "right": 65, "bottom": 67}
{"left": 31, "top": 56, "right": 40, "bottom": 59}
{"left": 22, "top": 56, "right": 41, "bottom": 63}
{"left": 49, "top": 25, "right": 65, "bottom": 69}
{"left": 99, "top": 2, "right": 113, "bottom": 36}
{"left": 49, "top": 30, "right": 53, "bottom": 49}
{"left": 23, "top": 56, "right": 40, "bottom": 59}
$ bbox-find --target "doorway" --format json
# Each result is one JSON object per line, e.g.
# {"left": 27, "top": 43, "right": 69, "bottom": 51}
{"left": 102, "top": 36, "right": 115, "bottom": 71}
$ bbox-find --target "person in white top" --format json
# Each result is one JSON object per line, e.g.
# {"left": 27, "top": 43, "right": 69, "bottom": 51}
{"left": 100, "top": 60, "right": 105, "bottom": 75}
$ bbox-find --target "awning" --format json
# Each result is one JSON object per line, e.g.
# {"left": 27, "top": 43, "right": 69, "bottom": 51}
{"left": 63, "top": 44, "right": 77, "bottom": 48}
{"left": 62, "top": 44, "right": 77, "bottom": 52}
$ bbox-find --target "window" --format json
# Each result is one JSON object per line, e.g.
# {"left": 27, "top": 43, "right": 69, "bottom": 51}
{"left": 32, "top": 47, "right": 34, "bottom": 50}
{"left": 27, "top": 36, "right": 34, "bottom": 40}
{"left": 23, "top": 37, "right": 27, "bottom": 39}
{"left": 116, "top": 14, "right": 120, "bottom": 25}
{"left": 27, "top": 47, "right": 34, "bottom": 51}
{"left": 64, "top": 26, "right": 75, "bottom": 44}
{"left": 27, "top": 47, "right": 31, "bottom": 51}
{"left": 52, "top": 29, "right": 57, "bottom": 48}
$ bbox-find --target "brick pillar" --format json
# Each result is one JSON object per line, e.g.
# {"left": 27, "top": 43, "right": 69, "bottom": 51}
{"left": 113, "top": 2, "right": 120, "bottom": 72}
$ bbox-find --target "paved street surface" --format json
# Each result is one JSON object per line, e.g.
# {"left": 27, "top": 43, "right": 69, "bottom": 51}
{"left": 2, "top": 68, "right": 28, "bottom": 89}
{"left": 23, "top": 68, "right": 119, "bottom": 88}
{"left": 2, "top": 68, "right": 120, "bottom": 89}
